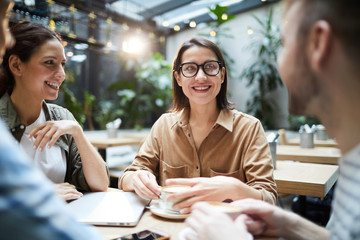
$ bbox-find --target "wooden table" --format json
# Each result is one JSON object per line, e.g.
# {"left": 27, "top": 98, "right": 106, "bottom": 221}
{"left": 95, "top": 189, "right": 277, "bottom": 240}
{"left": 274, "top": 161, "right": 338, "bottom": 198}
{"left": 87, "top": 137, "right": 144, "bottom": 149}
{"left": 276, "top": 145, "right": 341, "bottom": 165}
{"left": 96, "top": 210, "right": 185, "bottom": 240}
{"left": 287, "top": 138, "right": 338, "bottom": 148}
{"left": 96, "top": 210, "right": 276, "bottom": 240}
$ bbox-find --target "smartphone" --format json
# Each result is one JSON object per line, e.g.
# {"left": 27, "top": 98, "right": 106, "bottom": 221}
{"left": 112, "top": 228, "right": 170, "bottom": 240}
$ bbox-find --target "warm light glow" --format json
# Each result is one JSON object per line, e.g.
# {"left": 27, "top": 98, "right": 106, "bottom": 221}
{"left": 66, "top": 51, "right": 74, "bottom": 57}
{"left": 159, "top": 36, "right": 165, "bottom": 43}
{"left": 174, "top": 25, "right": 181, "bottom": 31}
{"left": 122, "top": 37, "right": 145, "bottom": 54}
{"left": 189, "top": 20, "right": 197, "bottom": 28}
{"left": 162, "top": 21, "right": 169, "bottom": 27}
{"left": 261, "top": 0, "right": 267, "bottom": 2}
{"left": 247, "top": 28, "right": 254, "bottom": 35}
{"left": 221, "top": 14, "right": 228, "bottom": 20}
{"left": 210, "top": 31, "right": 216, "bottom": 37}
{"left": 122, "top": 23, "right": 129, "bottom": 31}
{"left": 106, "top": 41, "right": 112, "bottom": 47}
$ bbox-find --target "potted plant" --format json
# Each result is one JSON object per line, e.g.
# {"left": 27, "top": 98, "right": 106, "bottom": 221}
{"left": 240, "top": 7, "right": 283, "bottom": 130}
{"left": 95, "top": 52, "right": 172, "bottom": 130}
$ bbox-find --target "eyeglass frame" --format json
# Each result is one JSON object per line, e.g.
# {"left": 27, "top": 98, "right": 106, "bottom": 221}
{"left": 178, "top": 60, "right": 223, "bottom": 78}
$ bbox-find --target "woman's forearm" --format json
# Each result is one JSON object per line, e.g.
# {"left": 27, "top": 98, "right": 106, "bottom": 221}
{"left": 72, "top": 127, "right": 109, "bottom": 191}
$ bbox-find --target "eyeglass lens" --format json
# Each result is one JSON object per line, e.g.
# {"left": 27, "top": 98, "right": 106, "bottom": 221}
{"left": 181, "top": 61, "right": 221, "bottom": 78}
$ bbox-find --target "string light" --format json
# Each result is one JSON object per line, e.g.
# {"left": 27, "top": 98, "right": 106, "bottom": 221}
{"left": 247, "top": 27, "right": 254, "bottom": 35}
{"left": 162, "top": 21, "right": 169, "bottom": 27}
{"left": 122, "top": 23, "right": 129, "bottom": 31}
{"left": 189, "top": 20, "right": 196, "bottom": 28}
{"left": 210, "top": 30, "right": 216, "bottom": 37}
{"left": 149, "top": 32, "right": 155, "bottom": 39}
{"left": 174, "top": 25, "right": 180, "bottom": 31}
{"left": 159, "top": 36, "right": 165, "bottom": 44}
{"left": 221, "top": 14, "right": 228, "bottom": 21}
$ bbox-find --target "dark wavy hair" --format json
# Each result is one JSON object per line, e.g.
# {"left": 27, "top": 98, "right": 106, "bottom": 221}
{"left": 170, "top": 37, "right": 233, "bottom": 112}
{"left": 0, "top": 21, "right": 62, "bottom": 96}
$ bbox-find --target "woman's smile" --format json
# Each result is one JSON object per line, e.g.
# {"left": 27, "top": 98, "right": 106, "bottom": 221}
{"left": 192, "top": 85, "right": 211, "bottom": 92}
{"left": 45, "top": 81, "right": 61, "bottom": 90}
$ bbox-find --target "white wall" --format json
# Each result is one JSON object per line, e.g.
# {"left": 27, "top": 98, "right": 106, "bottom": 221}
{"left": 165, "top": 2, "right": 290, "bottom": 129}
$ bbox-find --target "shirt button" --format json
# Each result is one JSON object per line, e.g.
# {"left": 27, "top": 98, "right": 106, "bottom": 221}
{"left": 180, "top": 121, "right": 182, "bottom": 125}
{"left": 196, "top": 166, "right": 199, "bottom": 169}
{"left": 20, "top": 125, "right": 25, "bottom": 129}
{"left": 188, "top": 133, "right": 191, "bottom": 137}
{"left": 11, "top": 128, "right": 15, "bottom": 132}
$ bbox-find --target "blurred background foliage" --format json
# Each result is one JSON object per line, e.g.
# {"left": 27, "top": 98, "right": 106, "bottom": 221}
{"left": 240, "top": 7, "right": 283, "bottom": 130}
{"left": 61, "top": 52, "right": 172, "bottom": 130}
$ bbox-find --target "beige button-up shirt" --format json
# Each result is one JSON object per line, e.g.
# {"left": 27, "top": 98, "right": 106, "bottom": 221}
{"left": 120, "top": 108, "right": 277, "bottom": 204}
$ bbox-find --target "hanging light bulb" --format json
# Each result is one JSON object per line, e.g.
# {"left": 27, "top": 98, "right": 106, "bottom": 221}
{"left": 189, "top": 20, "right": 196, "bottom": 28}
{"left": 162, "top": 21, "right": 169, "bottom": 27}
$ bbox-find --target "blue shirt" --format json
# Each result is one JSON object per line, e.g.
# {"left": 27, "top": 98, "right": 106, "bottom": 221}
{"left": 0, "top": 120, "right": 104, "bottom": 240}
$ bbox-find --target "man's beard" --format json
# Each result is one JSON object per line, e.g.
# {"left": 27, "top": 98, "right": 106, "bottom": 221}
{"left": 287, "top": 50, "right": 320, "bottom": 116}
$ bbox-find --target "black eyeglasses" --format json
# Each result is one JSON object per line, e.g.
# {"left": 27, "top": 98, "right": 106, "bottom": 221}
{"left": 179, "top": 60, "right": 223, "bottom": 78}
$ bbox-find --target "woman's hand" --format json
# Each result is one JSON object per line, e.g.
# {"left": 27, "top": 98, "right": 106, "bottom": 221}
{"left": 29, "top": 120, "right": 81, "bottom": 151}
{"left": 165, "top": 176, "right": 260, "bottom": 214}
{"left": 184, "top": 202, "right": 250, "bottom": 240}
{"left": 130, "top": 170, "right": 161, "bottom": 200}
{"left": 55, "top": 182, "right": 83, "bottom": 201}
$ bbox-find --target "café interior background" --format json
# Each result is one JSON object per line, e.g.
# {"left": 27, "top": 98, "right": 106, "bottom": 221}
{"left": 10, "top": 0, "right": 306, "bottom": 131}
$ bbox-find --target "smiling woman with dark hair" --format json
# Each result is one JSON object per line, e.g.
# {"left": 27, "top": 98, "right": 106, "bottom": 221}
{"left": 119, "top": 37, "right": 276, "bottom": 214}
{"left": 0, "top": 2, "right": 104, "bottom": 239}
{"left": 0, "top": 21, "right": 109, "bottom": 201}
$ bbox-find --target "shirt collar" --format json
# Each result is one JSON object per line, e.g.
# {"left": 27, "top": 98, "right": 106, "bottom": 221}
{"left": 173, "top": 107, "right": 234, "bottom": 132}
{"left": 216, "top": 108, "right": 234, "bottom": 132}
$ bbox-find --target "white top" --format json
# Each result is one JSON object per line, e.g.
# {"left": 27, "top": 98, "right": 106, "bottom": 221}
{"left": 330, "top": 144, "right": 360, "bottom": 239}
{"left": 20, "top": 109, "right": 66, "bottom": 183}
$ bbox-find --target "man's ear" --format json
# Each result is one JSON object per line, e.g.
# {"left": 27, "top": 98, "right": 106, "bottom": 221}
{"left": 308, "top": 20, "right": 332, "bottom": 71}
{"left": 174, "top": 71, "right": 182, "bottom": 87}
{"left": 8, "top": 55, "right": 22, "bottom": 77}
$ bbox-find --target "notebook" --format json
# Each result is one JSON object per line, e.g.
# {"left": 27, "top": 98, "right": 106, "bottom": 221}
{"left": 66, "top": 191, "right": 149, "bottom": 226}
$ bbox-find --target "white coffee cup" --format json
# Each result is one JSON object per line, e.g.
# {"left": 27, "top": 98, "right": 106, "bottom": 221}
{"left": 159, "top": 185, "right": 191, "bottom": 213}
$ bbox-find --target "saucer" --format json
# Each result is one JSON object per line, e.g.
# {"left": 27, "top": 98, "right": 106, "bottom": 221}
{"left": 149, "top": 206, "right": 190, "bottom": 220}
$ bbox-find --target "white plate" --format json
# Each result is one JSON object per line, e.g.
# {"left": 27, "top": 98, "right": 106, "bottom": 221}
{"left": 149, "top": 206, "right": 190, "bottom": 220}
{"left": 178, "top": 227, "right": 253, "bottom": 240}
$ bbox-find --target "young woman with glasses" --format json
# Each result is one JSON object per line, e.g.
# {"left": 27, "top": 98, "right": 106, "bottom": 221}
{"left": 119, "top": 37, "right": 276, "bottom": 214}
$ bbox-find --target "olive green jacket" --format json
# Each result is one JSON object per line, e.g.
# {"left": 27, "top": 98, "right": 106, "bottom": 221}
{"left": 0, "top": 93, "right": 106, "bottom": 192}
